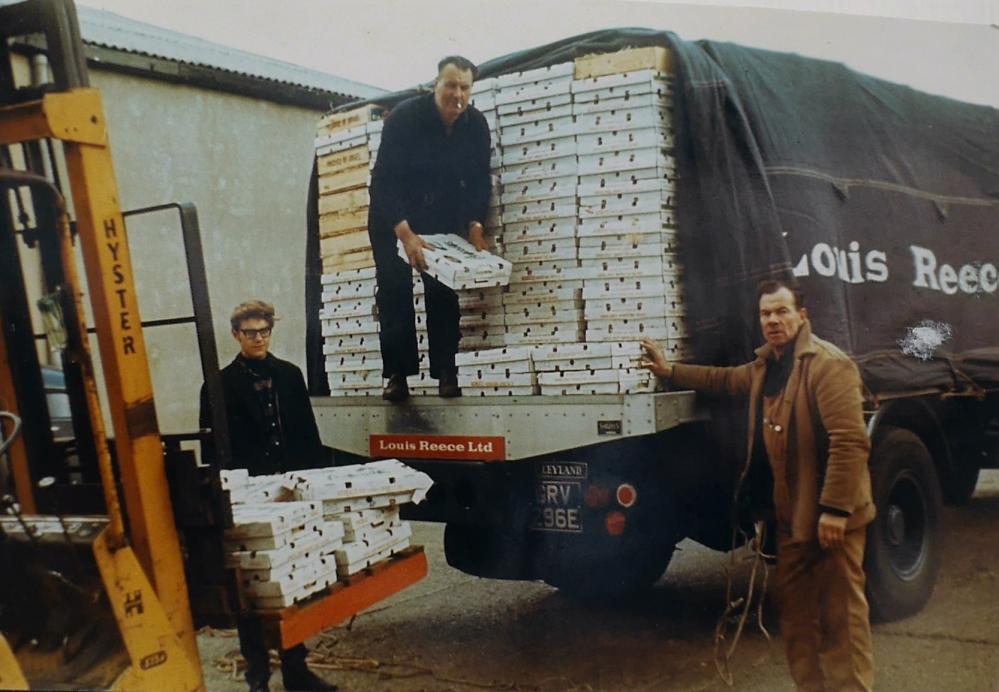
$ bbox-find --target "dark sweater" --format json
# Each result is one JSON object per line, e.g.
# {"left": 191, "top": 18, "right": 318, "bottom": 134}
{"left": 367, "top": 92, "right": 491, "bottom": 254}
{"left": 200, "top": 353, "right": 326, "bottom": 475}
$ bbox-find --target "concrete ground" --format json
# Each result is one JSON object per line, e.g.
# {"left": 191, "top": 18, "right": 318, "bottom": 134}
{"left": 199, "top": 471, "right": 999, "bottom": 692}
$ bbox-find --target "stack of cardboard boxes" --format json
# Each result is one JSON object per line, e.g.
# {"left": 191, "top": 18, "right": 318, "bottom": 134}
{"left": 315, "top": 47, "right": 689, "bottom": 397}
{"left": 221, "top": 460, "right": 432, "bottom": 609}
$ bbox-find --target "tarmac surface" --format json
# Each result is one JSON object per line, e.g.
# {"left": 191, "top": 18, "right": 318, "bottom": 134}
{"left": 199, "top": 471, "right": 999, "bottom": 692}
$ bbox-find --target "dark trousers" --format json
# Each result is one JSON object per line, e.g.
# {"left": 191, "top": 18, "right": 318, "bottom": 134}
{"left": 237, "top": 614, "right": 309, "bottom": 686}
{"left": 372, "top": 234, "right": 460, "bottom": 379}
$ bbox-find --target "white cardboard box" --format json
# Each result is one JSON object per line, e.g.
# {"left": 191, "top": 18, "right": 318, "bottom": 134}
{"left": 500, "top": 136, "right": 577, "bottom": 166}
{"left": 499, "top": 154, "right": 578, "bottom": 184}
{"left": 500, "top": 175, "right": 578, "bottom": 204}
{"left": 573, "top": 105, "right": 670, "bottom": 133}
{"left": 576, "top": 127, "right": 674, "bottom": 155}
{"left": 399, "top": 234, "right": 512, "bottom": 290}
{"left": 578, "top": 149, "right": 674, "bottom": 175}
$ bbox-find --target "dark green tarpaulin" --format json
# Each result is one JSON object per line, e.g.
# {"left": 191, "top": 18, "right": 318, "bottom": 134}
{"left": 307, "top": 28, "right": 999, "bottom": 397}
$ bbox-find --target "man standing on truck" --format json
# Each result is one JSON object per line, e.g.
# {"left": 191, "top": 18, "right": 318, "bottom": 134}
{"left": 200, "top": 300, "right": 335, "bottom": 692}
{"left": 367, "top": 55, "right": 492, "bottom": 402}
{"left": 640, "top": 279, "right": 875, "bottom": 691}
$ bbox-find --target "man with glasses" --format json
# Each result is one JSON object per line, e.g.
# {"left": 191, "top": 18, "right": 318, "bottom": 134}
{"left": 199, "top": 300, "right": 334, "bottom": 692}
{"left": 368, "top": 55, "right": 492, "bottom": 402}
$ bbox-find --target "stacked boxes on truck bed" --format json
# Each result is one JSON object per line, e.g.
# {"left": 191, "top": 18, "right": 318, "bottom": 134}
{"left": 315, "top": 47, "right": 690, "bottom": 397}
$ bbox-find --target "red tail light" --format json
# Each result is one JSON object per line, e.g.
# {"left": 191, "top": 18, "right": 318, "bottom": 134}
{"left": 584, "top": 484, "right": 611, "bottom": 508}
{"left": 605, "top": 511, "right": 626, "bottom": 536}
{"left": 616, "top": 483, "right": 637, "bottom": 508}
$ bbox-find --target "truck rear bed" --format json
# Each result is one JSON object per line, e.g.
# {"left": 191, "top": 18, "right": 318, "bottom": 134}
{"left": 312, "top": 390, "right": 700, "bottom": 461}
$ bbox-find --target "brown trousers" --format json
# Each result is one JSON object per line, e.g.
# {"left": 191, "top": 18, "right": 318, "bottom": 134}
{"left": 776, "top": 527, "right": 874, "bottom": 691}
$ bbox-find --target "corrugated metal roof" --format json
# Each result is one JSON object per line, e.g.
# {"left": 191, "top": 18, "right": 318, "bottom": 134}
{"left": 72, "top": 5, "right": 386, "bottom": 100}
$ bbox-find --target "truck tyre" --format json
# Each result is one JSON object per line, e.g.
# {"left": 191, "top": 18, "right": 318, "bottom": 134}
{"left": 864, "top": 426, "right": 942, "bottom": 622}
{"left": 939, "top": 456, "right": 980, "bottom": 506}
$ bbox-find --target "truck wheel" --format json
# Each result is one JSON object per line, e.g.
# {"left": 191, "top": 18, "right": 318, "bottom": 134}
{"left": 864, "top": 427, "right": 942, "bottom": 622}
{"left": 939, "top": 456, "right": 980, "bottom": 506}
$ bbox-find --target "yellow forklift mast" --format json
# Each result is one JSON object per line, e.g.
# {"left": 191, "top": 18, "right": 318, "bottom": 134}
{"left": 0, "top": 0, "right": 204, "bottom": 688}
{"left": 0, "top": 3, "right": 430, "bottom": 688}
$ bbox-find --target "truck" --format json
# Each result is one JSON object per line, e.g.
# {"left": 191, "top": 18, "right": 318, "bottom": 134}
{"left": 305, "top": 28, "right": 999, "bottom": 622}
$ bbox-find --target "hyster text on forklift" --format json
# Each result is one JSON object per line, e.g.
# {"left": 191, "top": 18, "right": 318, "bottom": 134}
{"left": 305, "top": 28, "right": 999, "bottom": 622}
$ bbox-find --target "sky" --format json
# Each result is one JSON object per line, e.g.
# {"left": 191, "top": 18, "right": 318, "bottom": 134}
{"left": 80, "top": 0, "right": 999, "bottom": 106}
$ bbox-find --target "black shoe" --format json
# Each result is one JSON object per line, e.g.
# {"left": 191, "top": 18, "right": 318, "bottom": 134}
{"left": 281, "top": 665, "right": 338, "bottom": 691}
{"left": 438, "top": 369, "right": 461, "bottom": 398}
{"left": 246, "top": 678, "right": 269, "bottom": 692}
{"left": 382, "top": 373, "right": 409, "bottom": 402}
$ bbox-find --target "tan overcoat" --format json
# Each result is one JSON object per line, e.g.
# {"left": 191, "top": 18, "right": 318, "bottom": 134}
{"left": 671, "top": 320, "right": 874, "bottom": 541}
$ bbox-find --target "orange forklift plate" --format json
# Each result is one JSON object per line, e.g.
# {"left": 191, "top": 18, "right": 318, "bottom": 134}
{"left": 261, "top": 547, "right": 428, "bottom": 650}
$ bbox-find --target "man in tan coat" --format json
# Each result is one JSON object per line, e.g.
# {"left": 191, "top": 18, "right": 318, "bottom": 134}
{"left": 641, "top": 279, "right": 875, "bottom": 691}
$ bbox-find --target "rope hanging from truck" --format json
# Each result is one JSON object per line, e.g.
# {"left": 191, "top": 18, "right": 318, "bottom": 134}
{"left": 712, "top": 520, "right": 775, "bottom": 686}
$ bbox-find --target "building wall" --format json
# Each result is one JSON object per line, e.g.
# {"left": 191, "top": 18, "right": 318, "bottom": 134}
{"left": 90, "top": 69, "right": 323, "bottom": 433}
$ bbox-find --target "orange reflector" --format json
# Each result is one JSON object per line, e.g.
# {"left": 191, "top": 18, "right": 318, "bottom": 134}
{"left": 616, "top": 483, "right": 637, "bottom": 508}
{"left": 605, "top": 510, "right": 626, "bottom": 536}
{"left": 584, "top": 485, "right": 611, "bottom": 509}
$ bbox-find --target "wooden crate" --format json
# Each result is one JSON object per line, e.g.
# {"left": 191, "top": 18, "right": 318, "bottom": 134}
{"left": 319, "top": 208, "right": 368, "bottom": 236}
{"left": 320, "top": 230, "right": 371, "bottom": 257}
{"left": 574, "top": 46, "right": 672, "bottom": 79}
{"left": 318, "top": 187, "right": 370, "bottom": 216}
{"left": 323, "top": 249, "right": 375, "bottom": 274}
{"left": 318, "top": 165, "right": 370, "bottom": 195}
{"left": 318, "top": 145, "right": 370, "bottom": 176}
{"left": 317, "top": 103, "right": 386, "bottom": 136}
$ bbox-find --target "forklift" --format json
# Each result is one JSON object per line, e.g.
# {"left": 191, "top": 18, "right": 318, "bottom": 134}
{"left": 0, "top": 1, "right": 426, "bottom": 688}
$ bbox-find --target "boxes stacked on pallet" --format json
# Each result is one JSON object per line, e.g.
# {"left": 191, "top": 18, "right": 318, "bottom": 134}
{"left": 495, "top": 62, "right": 588, "bottom": 346}
{"left": 222, "top": 498, "right": 343, "bottom": 610}
{"left": 221, "top": 460, "right": 432, "bottom": 605}
{"left": 455, "top": 345, "right": 536, "bottom": 396}
{"left": 288, "top": 459, "right": 430, "bottom": 577}
{"left": 570, "top": 62, "right": 690, "bottom": 360}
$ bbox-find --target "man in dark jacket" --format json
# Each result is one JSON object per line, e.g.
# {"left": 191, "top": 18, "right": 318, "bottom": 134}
{"left": 641, "top": 280, "right": 874, "bottom": 691}
{"left": 199, "top": 300, "right": 334, "bottom": 692}
{"left": 367, "top": 55, "right": 492, "bottom": 402}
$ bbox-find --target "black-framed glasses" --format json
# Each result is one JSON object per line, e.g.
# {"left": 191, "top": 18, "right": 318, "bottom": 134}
{"left": 239, "top": 327, "right": 272, "bottom": 340}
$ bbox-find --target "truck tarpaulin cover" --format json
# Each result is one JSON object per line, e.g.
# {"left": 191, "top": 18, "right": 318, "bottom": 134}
{"left": 306, "top": 28, "right": 999, "bottom": 397}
